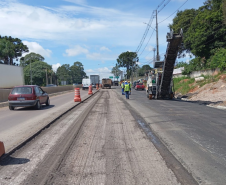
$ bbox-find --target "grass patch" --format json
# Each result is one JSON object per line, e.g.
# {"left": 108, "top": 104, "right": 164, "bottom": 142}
{"left": 173, "top": 71, "right": 226, "bottom": 95}
{"left": 173, "top": 76, "right": 195, "bottom": 95}
{"left": 197, "top": 74, "right": 220, "bottom": 87}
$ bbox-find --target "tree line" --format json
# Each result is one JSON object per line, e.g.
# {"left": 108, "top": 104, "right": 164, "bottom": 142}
{"left": 0, "top": 35, "right": 87, "bottom": 86}
{"left": 21, "top": 53, "right": 87, "bottom": 86}
{"left": 171, "top": 0, "right": 226, "bottom": 74}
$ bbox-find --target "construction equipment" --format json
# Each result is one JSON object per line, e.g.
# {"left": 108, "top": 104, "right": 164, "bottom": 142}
{"left": 102, "top": 78, "right": 112, "bottom": 89}
{"left": 146, "top": 29, "right": 183, "bottom": 100}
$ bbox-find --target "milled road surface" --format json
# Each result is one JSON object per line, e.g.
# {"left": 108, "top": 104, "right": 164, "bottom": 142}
{"left": 0, "top": 89, "right": 96, "bottom": 152}
{"left": 0, "top": 90, "right": 189, "bottom": 185}
{"left": 116, "top": 87, "right": 226, "bottom": 185}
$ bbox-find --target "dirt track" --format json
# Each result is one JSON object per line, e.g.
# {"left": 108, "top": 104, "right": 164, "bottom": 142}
{"left": 0, "top": 90, "right": 183, "bottom": 185}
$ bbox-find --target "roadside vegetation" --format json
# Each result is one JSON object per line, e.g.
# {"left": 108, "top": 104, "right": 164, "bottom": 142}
{"left": 171, "top": 0, "right": 226, "bottom": 75}
{"left": 173, "top": 71, "right": 226, "bottom": 95}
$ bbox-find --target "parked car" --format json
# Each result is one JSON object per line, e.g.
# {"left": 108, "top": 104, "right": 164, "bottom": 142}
{"left": 135, "top": 83, "right": 145, "bottom": 90}
{"left": 46, "top": 84, "right": 57, "bottom": 87}
{"left": 8, "top": 85, "right": 50, "bottom": 110}
{"left": 133, "top": 81, "right": 138, "bottom": 88}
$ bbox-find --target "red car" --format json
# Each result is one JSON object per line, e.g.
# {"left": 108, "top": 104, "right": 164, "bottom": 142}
{"left": 8, "top": 85, "right": 50, "bottom": 110}
{"left": 135, "top": 83, "right": 145, "bottom": 90}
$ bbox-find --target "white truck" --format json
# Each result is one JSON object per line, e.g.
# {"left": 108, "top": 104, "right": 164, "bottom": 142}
{"left": 0, "top": 65, "right": 24, "bottom": 88}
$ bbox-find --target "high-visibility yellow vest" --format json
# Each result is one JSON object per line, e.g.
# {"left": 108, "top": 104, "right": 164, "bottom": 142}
{"left": 124, "top": 84, "right": 130, "bottom": 91}
{"left": 121, "top": 83, "right": 124, "bottom": 88}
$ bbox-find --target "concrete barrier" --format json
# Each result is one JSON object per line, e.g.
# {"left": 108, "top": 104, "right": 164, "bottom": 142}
{"left": 0, "top": 85, "right": 82, "bottom": 103}
{"left": 0, "top": 89, "right": 11, "bottom": 103}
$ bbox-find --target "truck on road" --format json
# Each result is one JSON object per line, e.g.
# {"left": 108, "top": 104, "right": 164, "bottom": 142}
{"left": 102, "top": 78, "right": 112, "bottom": 89}
{"left": 90, "top": 75, "right": 100, "bottom": 86}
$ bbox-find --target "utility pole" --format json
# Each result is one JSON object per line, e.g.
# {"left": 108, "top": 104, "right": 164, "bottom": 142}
{"left": 156, "top": 10, "right": 160, "bottom": 61}
{"left": 153, "top": 48, "right": 156, "bottom": 62}
{"left": 46, "top": 68, "right": 48, "bottom": 86}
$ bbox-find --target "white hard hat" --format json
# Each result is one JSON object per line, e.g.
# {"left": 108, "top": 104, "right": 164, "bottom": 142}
{"left": 125, "top": 81, "right": 127, "bottom": 83}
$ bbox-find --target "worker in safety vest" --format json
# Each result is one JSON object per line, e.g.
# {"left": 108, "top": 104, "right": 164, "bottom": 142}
{"left": 121, "top": 81, "right": 124, "bottom": 95}
{"left": 124, "top": 81, "right": 130, "bottom": 99}
{"left": 128, "top": 81, "right": 131, "bottom": 95}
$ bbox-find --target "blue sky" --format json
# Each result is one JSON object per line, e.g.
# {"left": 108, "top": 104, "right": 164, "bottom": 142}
{"left": 0, "top": 0, "right": 205, "bottom": 79}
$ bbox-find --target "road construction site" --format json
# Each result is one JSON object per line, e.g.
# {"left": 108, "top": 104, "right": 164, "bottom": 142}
{"left": 0, "top": 87, "right": 226, "bottom": 185}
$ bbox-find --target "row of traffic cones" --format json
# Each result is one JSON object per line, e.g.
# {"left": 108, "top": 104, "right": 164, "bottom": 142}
{"left": 74, "top": 84, "right": 101, "bottom": 102}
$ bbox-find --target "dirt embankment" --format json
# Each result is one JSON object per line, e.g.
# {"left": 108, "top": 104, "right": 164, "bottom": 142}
{"left": 177, "top": 74, "right": 226, "bottom": 108}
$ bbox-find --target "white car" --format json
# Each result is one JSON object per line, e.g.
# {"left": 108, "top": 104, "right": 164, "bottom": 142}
{"left": 82, "top": 79, "right": 92, "bottom": 90}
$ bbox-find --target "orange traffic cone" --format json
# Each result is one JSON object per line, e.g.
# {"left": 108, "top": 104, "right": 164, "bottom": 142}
{"left": 96, "top": 84, "right": 99, "bottom": 90}
{"left": 0, "top": 141, "right": 5, "bottom": 157}
{"left": 74, "top": 88, "right": 81, "bottom": 102}
{"left": 88, "top": 85, "right": 93, "bottom": 95}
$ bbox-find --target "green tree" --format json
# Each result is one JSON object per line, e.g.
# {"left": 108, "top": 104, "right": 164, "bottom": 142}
{"left": 111, "top": 65, "right": 121, "bottom": 77}
{"left": 208, "top": 48, "right": 226, "bottom": 70}
{"left": 0, "top": 36, "right": 29, "bottom": 65}
{"left": 116, "top": 51, "right": 138, "bottom": 78}
{"left": 185, "top": 0, "right": 226, "bottom": 60}
{"left": 138, "top": 65, "right": 152, "bottom": 76}
{"left": 20, "top": 52, "right": 45, "bottom": 67}
{"left": 169, "top": 9, "right": 198, "bottom": 56}
{"left": 23, "top": 61, "right": 52, "bottom": 86}
{"left": 0, "top": 38, "right": 15, "bottom": 64}
{"left": 70, "top": 61, "right": 87, "bottom": 84}
{"left": 56, "top": 64, "right": 71, "bottom": 84}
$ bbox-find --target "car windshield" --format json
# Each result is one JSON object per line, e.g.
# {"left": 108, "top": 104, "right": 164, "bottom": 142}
{"left": 11, "top": 87, "right": 32, "bottom": 94}
{"left": 137, "top": 83, "right": 143, "bottom": 85}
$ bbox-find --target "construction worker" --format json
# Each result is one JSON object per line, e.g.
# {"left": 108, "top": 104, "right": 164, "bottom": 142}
{"left": 121, "top": 81, "right": 124, "bottom": 95}
{"left": 128, "top": 81, "right": 131, "bottom": 95}
{"left": 124, "top": 81, "right": 130, "bottom": 99}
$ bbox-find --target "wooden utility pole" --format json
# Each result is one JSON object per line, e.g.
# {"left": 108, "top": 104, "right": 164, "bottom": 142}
{"left": 156, "top": 10, "right": 160, "bottom": 61}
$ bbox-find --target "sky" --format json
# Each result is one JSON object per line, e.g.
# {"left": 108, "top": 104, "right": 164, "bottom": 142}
{"left": 0, "top": 0, "right": 206, "bottom": 79}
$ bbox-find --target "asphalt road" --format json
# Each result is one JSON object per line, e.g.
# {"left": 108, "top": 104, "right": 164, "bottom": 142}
{"left": 115, "top": 87, "right": 226, "bottom": 185}
{"left": 0, "top": 89, "right": 96, "bottom": 152}
{"left": 0, "top": 90, "right": 185, "bottom": 185}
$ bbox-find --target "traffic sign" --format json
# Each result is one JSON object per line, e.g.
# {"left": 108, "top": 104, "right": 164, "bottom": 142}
{"left": 115, "top": 76, "right": 119, "bottom": 79}
{"left": 109, "top": 76, "right": 113, "bottom": 79}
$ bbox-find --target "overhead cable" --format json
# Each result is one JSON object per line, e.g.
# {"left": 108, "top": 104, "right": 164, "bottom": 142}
{"left": 139, "top": 29, "right": 155, "bottom": 57}
{"left": 159, "top": 0, "right": 188, "bottom": 24}
{"left": 158, "top": 0, "right": 171, "bottom": 13}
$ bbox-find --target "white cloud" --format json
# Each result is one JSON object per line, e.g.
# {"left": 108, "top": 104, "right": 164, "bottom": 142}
{"left": 64, "top": 0, "right": 87, "bottom": 5}
{"left": 52, "top": 63, "right": 61, "bottom": 72}
{"left": 146, "top": 46, "right": 154, "bottom": 52}
{"left": 0, "top": 0, "right": 146, "bottom": 46}
{"left": 64, "top": 45, "right": 89, "bottom": 56}
{"left": 22, "top": 41, "right": 52, "bottom": 57}
{"left": 100, "top": 46, "right": 110, "bottom": 51}
{"left": 99, "top": 67, "right": 111, "bottom": 73}
{"left": 85, "top": 69, "right": 95, "bottom": 73}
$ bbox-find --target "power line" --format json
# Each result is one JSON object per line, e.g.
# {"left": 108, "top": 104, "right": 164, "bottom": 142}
{"left": 138, "top": 29, "right": 155, "bottom": 57}
{"left": 156, "top": 0, "right": 166, "bottom": 10}
{"left": 158, "top": 0, "right": 171, "bottom": 13}
{"left": 159, "top": 0, "right": 188, "bottom": 24}
{"left": 136, "top": 11, "right": 155, "bottom": 53}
